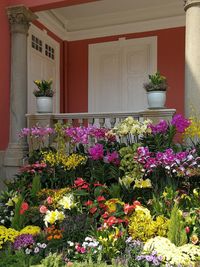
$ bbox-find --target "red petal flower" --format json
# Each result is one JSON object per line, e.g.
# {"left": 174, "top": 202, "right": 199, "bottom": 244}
{"left": 97, "top": 196, "right": 106, "bottom": 202}
{"left": 89, "top": 207, "right": 97, "bottom": 214}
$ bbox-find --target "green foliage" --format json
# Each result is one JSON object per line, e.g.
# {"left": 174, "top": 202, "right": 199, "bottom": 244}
{"left": 141, "top": 125, "right": 177, "bottom": 152}
{"left": 0, "top": 249, "right": 42, "bottom": 267}
{"left": 11, "top": 195, "right": 25, "bottom": 230}
{"left": 72, "top": 260, "right": 123, "bottom": 267}
{"left": 88, "top": 160, "right": 120, "bottom": 185}
{"left": 143, "top": 71, "right": 168, "bottom": 92}
{"left": 108, "top": 183, "right": 121, "bottom": 198}
{"left": 32, "top": 253, "right": 65, "bottom": 267}
{"left": 30, "top": 175, "right": 41, "bottom": 201}
{"left": 33, "top": 79, "right": 54, "bottom": 97}
{"left": 168, "top": 204, "right": 187, "bottom": 246}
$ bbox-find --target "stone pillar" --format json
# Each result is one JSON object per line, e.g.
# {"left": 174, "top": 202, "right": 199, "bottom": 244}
{"left": 184, "top": 0, "right": 200, "bottom": 117}
{"left": 4, "top": 6, "right": 37, "bottom": 177}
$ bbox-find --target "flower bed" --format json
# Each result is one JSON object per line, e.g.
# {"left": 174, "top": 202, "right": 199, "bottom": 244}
{"left": 0, "top": 115, "right": 200, "bottom": 267}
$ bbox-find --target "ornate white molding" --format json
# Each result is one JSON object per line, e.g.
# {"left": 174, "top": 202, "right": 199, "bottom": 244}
{"left": 36, "top": 12, "right": 185, "bottom": 41}
{"left": 7, "top": 5, "right": 37, "bottom": 33}
{"left": 184, "top": 0, "right": 200, "bottom": 11}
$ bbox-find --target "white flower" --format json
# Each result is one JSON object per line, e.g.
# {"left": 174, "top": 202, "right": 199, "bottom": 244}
{"left": 85, "top": 237, "right": 93, "bottom": 242}
{"left": 67, "top": 241, "right": 74, "bottom": 247}
{"left": 25, "top": 248, "right": 31, "bottom": 255}
{"left": 41, "top": 243, "right": 47, "bottom": 249}
{"left": 34, "top": 247, "right": 40, "bottom": 253}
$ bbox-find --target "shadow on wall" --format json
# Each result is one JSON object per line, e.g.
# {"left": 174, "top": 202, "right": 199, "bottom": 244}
{"left": 0, "top": 151, "right": 6, "bottom": 190}
{"left": 185, "top": 57, "right": 200, "bottom": 118}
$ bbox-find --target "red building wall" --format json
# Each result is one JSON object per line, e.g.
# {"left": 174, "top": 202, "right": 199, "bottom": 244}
{"left": 0, "top": 0, "right": 185, "bottom": 151}
{"left": 66, "top": 27, "right": 185, "bottom": 114}
{"left": 0, "top": 0, "right": 11, "bottom": 150}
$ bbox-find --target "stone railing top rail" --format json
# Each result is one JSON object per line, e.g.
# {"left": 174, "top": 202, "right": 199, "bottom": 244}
{"left": 26, "top": 108, "right": 176, "bottom": 121}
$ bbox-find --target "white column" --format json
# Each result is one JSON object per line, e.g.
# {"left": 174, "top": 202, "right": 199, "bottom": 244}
{"left": 4, "top": 6, "right": 37, "bottom": 176}
{"left": 184, "top": 0, "right": 200, "bottom": 117}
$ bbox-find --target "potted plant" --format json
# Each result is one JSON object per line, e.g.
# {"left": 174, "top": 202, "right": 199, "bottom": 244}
{"left": 33, "top": 79, "right": 54, "bottom": 113}
{"left": 143, "top": 72, "right": 168, "bottom": 109}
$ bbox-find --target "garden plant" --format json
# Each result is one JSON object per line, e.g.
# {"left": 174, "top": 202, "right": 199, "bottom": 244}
{"left": 0, "top": 114, "right": 200, "bottom": 266}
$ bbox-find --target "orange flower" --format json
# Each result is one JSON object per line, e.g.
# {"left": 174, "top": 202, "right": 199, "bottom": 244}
{"left": 47, "top": 235, "right": 53, "bottom": 241}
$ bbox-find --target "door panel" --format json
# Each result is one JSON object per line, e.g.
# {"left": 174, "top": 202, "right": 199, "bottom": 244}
{"left": 89, "top": 37, "right": 157, "bottom": 113}
{"left": 27, "top": 24, "right": 60, "bottom": 114}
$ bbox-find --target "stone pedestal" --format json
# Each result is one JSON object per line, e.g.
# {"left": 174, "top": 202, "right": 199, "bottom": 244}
{"left": 184, "top": 0, "right": 200, "bottom": 117}
{"left": 4, "top": 6, "right": 37, "bottom": 178}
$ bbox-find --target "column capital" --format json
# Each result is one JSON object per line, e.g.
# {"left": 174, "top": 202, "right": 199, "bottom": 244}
{"left": 7, "top": 5, "right": 37, "bottom": 33}
{"left": 184, "top": 0, "right": 200, "bottom": 11}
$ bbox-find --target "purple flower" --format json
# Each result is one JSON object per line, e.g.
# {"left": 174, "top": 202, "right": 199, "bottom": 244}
{"left": 88, "top": 143, "right": 104, "bottom": 160}
{"left": 104, "top": 151, "right": 120, "bottom": 165}
{"left": 13, "top": 234, "right": 35, "bottom": 250}
{"left": 149, "top": 120, "right": 168, "bottom": 134}
{"left": 171, "top": 114, "right": 191, "bottom": 133}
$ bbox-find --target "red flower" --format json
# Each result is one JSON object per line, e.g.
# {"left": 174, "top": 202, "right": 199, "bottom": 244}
{"left": 185, "top": 226, "right": 190, "bottom": 234}
{"left": 74, "top": 177, "right": 85, "bottom": 187}
{"left": 133, "top": 200, "right": 141, "bottom": 208}
{"left": 97, "top": 196, "right": 106, "bottom": 202}
{"left": 84, "top": 200, "right": 93, "bottom": 206}
{"left": 104, "top": 216, "right": 118, "bottom": 226}
{"left": 102, "top": 212, "right": 109, "bottom": 219}
{"left": 124, "top": 203, "right": 135, "bottom": 215}
{"left": 93, "top": 182, "right": 104, "bottom": 187}
{"left": 81, "top": 184, "right": 90, "bottom": 190}
{"left": 20, "top": 202, "right": 29, "bottom": 215}
{"left": 99, "top": 203, "right": 106, "bottom": 210}
{"left": 89, "top": 206, "right": 97, "bottom": 214}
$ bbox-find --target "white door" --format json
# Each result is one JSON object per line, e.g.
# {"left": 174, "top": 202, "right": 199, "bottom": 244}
{"left": 89, "top": 37, "right": 157, "bottom": 112}
{"left": 27, "top": 24, "right": 60, "bottom": 114}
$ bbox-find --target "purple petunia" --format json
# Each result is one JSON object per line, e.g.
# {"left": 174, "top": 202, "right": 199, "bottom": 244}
{"left": 13, "top": 234, "right": 35, "bottom": 250}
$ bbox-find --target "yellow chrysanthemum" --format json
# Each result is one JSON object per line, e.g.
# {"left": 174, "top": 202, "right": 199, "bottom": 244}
{"left": 0, "top": 226, "right": 19, "bottom": 249}
{"left": 20, "top": 226, "right": 41, "bottom": 236}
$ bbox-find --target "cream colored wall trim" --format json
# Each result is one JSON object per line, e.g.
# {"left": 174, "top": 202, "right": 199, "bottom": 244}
{"left": 36, "top": 11, "right": 69, "bottom": 40}
{"left": 68, "top": 16, "right": 185, "bottom": 41}
{"left": 36, "top": 11, "right": 185, "bottom": 41}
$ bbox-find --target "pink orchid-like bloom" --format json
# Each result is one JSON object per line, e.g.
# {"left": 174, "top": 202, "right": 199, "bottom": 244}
{"left": 39, "top": 205, "right": 48, "bottom": 214}
{"left": 46, "top": 196, "right": 53, "bottom": 205}
{"left": 88, "top": 143, "right": 104, "bottom": 160}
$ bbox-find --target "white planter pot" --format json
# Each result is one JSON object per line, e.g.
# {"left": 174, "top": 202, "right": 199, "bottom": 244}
{"left": 147, "top": 91, "right": 166, "bottom": 109}
{"left": 36, "top": 97, "right": 53, "bottom": 113}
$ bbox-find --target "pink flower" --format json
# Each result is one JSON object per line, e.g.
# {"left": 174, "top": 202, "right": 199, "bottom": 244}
{"left": 104, "top": 151, "right": 120, "bottom": 165}
{"left": 88, "top": 143, "right": 104, "bottom": 160}
{"left": 47, "top": 197, "right": 53, "bottom": 205}
{"left": 171, "top": 114, "right": 191, "bottom": 133}
{"left": 39, "top": 205, "right": 48, "bottom": 214}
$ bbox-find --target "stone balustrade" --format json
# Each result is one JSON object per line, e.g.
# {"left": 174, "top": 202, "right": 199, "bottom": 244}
{"left": 26, "top": 108, "right": 176, "bottom": 129}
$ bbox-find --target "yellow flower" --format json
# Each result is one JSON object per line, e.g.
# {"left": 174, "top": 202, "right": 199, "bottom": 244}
{"left": 58, "top": 193, "right": 76, "bottom": 210}
{"left": 134, "top": 178, "right": 152, "bottom": 188}
{"left": 42, "top": 151, "right": 86, "bottom": 170}
{"left": 105, "top": 198, "right": 124, "bottom": 213}
{"left": 20, "top": 226, "right": 41, "bottom": 236}
{"left": 44, "top": 209, "right": 65, "bottom": 227}
{"left": 0, "top": 226, "right": 19, "bottom": 249}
